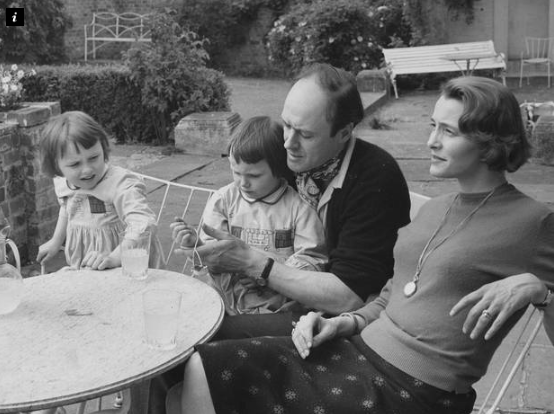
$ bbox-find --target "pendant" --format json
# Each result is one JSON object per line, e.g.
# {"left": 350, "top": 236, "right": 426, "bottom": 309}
{"left": 404, "top": 281, "right": 417, "bottom": 297}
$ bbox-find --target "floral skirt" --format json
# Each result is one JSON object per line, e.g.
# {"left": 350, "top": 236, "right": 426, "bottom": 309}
{"left": 196, "top": 336, "right": 476, "bottom": 414}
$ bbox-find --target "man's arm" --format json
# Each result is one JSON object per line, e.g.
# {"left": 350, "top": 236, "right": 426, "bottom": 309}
{"left": 190, "top": 225, "right": 363, "bottom": 314}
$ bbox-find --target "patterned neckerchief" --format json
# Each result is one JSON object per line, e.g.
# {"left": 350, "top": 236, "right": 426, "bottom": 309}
{"left": 295, "top": 149, "right": 345, "bottom": 209}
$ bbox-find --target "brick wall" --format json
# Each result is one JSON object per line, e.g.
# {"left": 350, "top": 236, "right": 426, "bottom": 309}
{"left": 0, "top": 103, "right": 61, "bottom": 266}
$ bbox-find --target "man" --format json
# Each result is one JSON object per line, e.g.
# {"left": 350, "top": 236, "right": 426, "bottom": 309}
{"left": 175, "top": 63, "right": 411, "bottom": 337}
{"left": 152, "top": 63, "right": 411, "bottom": 414}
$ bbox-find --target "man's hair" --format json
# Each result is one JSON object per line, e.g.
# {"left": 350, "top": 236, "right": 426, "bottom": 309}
{"left": 295, "top": 63, "right": 364, "bottom": 136}
{"left": 39, "top": 111, "right": 111, "bottom": 178}
{"left": 441, "top": 76, "right": 530, "bottom": 172}
{"left": 228, "top": 116, "right": 293, "bottom": 182}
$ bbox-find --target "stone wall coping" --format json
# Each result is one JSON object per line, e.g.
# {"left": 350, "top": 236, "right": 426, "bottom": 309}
{"left": 1, "top": 102, "right": 61, "bottom": 128}
{"left": 180, "top": 112, "right": 241, "bottom": 123}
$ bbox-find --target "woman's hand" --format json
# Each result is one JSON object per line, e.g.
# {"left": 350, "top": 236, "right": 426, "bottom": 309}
{"left": 450, "top": 273, "right": 547, "bottom": 340}
{"left": 292, "top": 312, "right": 340, "bottom": 359}
{"left": 170, "top": 217, "right": 199, "bottom": 248}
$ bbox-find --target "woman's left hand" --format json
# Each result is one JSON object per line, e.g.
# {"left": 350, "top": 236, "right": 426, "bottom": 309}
{"left": 450, "top": 273, "right": 547, "bottom": 340}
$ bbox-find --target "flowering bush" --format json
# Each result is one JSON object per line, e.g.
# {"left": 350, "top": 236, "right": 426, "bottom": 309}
{"left": 266, "top": 0, "right": 410, "bottom": 75}
{"left": 0, "top": 64, "right": 36, "bottom": 110}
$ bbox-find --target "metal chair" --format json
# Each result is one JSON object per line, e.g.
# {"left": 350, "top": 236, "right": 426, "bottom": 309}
{"left": 476, "top": 307, "right": 546, "bottom": 414}
{"left": 520, "top": 37, "right": 554, "bottom": 88}
{"left": 133, "top": 172, "right": 215, "bottom": 273}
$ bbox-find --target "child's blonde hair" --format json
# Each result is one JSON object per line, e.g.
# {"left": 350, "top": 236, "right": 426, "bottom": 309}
{"left": 40, "top": 111, "right": 111, "bottom": 178}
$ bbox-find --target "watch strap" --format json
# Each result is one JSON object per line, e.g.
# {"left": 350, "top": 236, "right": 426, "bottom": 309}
{"left": 257, "top": 257, "right": 274, "bottom": 286}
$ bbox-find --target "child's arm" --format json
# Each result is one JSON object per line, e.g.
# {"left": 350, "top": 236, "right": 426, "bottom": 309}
{"left": 173, "top": 189, "right": 227, "bottom": 253}
{"left": 171, "top": 217, "right": 202, "bottom": 248}
{"left": 36, "top": 211, "right": 67, "bottom": 265}
{"left": 285, "top": 200, "right": 328, "bottom": 271}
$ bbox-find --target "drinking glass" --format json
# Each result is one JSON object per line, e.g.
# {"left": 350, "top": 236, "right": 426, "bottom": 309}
{"left": 120, "top": 229, "right": 151, "bottom": 280}
{"left": 142, "top": 289, "right": 182, "bottom": 350}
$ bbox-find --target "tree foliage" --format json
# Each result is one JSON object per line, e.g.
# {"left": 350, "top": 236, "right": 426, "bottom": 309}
{"left": 124, "top": 8, "right": 230, "bottom": 145}
{"left": 0, "top": 0, "right": 72, "bottom": 64}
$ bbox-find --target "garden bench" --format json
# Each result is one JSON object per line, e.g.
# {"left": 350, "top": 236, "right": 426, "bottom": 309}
{"left": 382, "top": 40, "right": 506, "bottom": 98}
{"left": 84, "top": 12, "right": 152, "bottom": 61}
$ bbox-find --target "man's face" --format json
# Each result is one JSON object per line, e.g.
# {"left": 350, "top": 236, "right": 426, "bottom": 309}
{"left": 281, "top": 77, "right": 349, "bottom": 173}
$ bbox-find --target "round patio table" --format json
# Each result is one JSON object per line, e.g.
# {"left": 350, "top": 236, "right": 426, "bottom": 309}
{"left": 0, "top": 267, "right": 224, "bottom": 413}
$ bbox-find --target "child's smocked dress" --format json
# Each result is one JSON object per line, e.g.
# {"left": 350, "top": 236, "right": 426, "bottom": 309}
{"left": 54, "top": 165, "right": 163, "bottom": 269}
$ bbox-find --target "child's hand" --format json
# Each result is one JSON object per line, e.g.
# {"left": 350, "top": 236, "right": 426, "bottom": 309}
{"left": 81, "top": 251, "right": 121, "bottom": 270}
{"left": 36, "top": 240, "right": 62, "bottom": 264}
{"left": 170, "top": 217, "right": 199, "bottom": 248}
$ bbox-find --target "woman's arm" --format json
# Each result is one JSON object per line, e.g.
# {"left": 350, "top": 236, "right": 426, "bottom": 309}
{"left": 450, "top": 273, "right": 550, "bottom": 340}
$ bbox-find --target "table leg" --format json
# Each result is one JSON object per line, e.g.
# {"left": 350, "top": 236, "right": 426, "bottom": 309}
{"left": 129, "top": 381, "right": 150, "bottom": 414}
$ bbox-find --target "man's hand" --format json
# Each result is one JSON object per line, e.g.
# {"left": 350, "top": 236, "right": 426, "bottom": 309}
{"left": 181, "top": 224, "right": 262, "bottom": 275}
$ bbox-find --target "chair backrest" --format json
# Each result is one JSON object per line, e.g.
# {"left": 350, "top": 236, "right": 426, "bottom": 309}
{"left": 524, "top": 37, "right": 554, "bottom": 59}
{"left": 133, "top": 173, "right": 215, "bottom": 274}
{"left": 409, "top": 191, "right": 430, "bottom": 220}
{"left": 476, "top": 307, "right": 546, "bottom": 414}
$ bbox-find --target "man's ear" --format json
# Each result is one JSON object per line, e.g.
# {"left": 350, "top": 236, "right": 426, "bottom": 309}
{"left": 335, "top": 123, "right": 353, "bottom": 143}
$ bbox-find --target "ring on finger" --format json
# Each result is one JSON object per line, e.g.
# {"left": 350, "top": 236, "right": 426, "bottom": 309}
{"left": 481, "top": 309, "right": 493, "bottom": 320}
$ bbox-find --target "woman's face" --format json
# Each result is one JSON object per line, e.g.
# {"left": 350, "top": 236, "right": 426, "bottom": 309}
{"left": 428, "top": 96, "right": 487, "bottom": 189}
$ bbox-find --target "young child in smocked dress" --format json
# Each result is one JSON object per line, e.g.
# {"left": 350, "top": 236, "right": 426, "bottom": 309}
{"left": 171, "top": 116, "right": 327, "bottom": 315}
{"left": 37, "top": 111, "right": 162, "bottom": 271}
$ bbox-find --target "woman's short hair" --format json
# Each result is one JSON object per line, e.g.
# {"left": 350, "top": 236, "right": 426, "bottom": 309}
{"left": 228, "top": 116, "right": 292, "bottom": 182}
{"left": 40, "top": 111, "right": 111, "bottom": 178}
{"left": 295, "top": 63, "right": 364, "bottom": 136}
{"left": 441, "top": 76, "right": 530, "bottom": 172}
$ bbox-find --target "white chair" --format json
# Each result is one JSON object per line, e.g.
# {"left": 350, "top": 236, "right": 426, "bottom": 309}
{"left": 520, "top": 37, "right": 554, "bottom": 88}
{"left": 133, "top": 172, "right": 215, "bottom": 273}
{"left": 476, "top": 307, "right": 546, "bottom": 414}
{"left": 409, "top": 191, "right": 430, "bottom": 219}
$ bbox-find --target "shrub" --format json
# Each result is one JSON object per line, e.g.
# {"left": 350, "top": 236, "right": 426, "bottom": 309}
{"left": 266, "top": 0, "right": 410, "bottom": 76}
{"left": 124, "top": 9, "right": 230, "bottom": 144}
{"left": 22, "top": 64, "right": 152, "bottom": 143}
{"left": 0, "top": 0, "right": 72, "bottom": 64}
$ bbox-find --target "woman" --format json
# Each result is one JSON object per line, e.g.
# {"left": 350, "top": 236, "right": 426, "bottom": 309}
{"left": 174, "top": 77, "right": 554, "bottom": 414}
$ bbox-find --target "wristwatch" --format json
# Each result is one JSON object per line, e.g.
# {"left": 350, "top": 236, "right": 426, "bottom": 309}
{"left": 534, "top": 288, "right": 553, "bottom": 308}
{"left": 256, "top": 257, "right": 274, "bottom": 287}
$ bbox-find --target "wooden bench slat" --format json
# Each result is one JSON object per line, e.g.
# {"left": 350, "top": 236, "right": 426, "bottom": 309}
{"left": 382, "top": 40, "right": 506, "bottom": 98}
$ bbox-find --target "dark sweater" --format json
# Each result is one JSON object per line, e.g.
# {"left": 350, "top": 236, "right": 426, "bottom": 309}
{"left": 325, "top": 139, "right": 411, "bottom": 301}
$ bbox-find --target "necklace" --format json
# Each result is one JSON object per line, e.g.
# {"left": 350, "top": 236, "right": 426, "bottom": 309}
{"left": 404, "top": 186, "right": 500, "bottom": 298}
